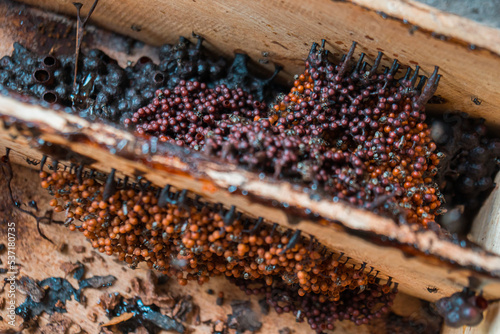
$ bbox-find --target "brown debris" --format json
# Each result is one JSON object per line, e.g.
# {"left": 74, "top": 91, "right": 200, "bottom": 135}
{"left": 90, "top": 251, "right": 106, "bottom": 263}
{"left": 57, "top": 242, "right": 68, "bottom": 253}
{"left": 227, "top": 300, "right": 262, "bottom": 333}
{"left": 213, "top": 320, "right": 226, "bottom": 333}
{"left": 100, "top": 327, "right": 114, "bottom": 334}
{"left": 17, "top": 276, "right": 45, "bottom": 303}
{"left": 68, "top": 324, "right": 83, "bottom": 334}
{"left": 279, "top": 328, "right": 292, "bottom": 334}
{"left": 172, "top": 295, "right": 194, "bottom": 322}
{"left": 60, "top": 261, "right": 82, "bottom": 277}
{"left": 82, "top": 257, "right": 94, "bottom": 263}
{"left": 193, "top": 305, "right": 201, "bottom": 326}
{"left": 98, "top": 292, "right": 122, "bottom": 311}
{"left": 130, "top": 271, "right": 174, "bottom": 308}
{"left": 39, "top": 313, "right": 73, "bottom": 334}
{"left": 79, "top": 275, "right": 116, "bottom": 289}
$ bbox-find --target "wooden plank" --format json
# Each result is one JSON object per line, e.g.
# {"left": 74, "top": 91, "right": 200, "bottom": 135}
{"left": 470, "top": 172, "right": 500, "bottom": 256}
{"left": 1, "top": 1, "right": 499, "bottom": 332}
{"left": 1, "top": 94, "right": 500, "bottom": 304}
{"left": 351, "top": 0, "right": 500, "bottom": 55}
{"left": 15, "top": 0, "right": 500, "bottom": 127}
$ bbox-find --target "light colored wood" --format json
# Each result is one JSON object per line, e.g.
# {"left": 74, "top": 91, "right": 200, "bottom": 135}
{"left": 441, "top": 173, "right": 500, "bottom": 333}
{"left": 2, "top": 93, "right": 500, "bottom": 304}
{"left": 15, "top": 0, "right": 500, "bottom": 127}
{"left": 0, "top": 164, "right": 375, "bottom": 334}
{"left": 391, "top": 293, "right": 423, "bottom": 317}
{"left": 351, "top": 0, "right": 500, "bottom": 55}
{"left": 470, "top": 172, "right": 500, "bottom": 256}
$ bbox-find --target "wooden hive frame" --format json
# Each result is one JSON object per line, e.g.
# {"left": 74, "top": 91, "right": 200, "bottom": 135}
{"left": 1, "top": 0, "right": 500, "bottom": 332}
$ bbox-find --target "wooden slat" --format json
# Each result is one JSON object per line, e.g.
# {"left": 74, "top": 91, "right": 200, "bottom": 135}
{"left": 15, "top": 0, "right": 500, "bottom": 127}
{"left": 351, "top": 0, "right": 500, "bottom": 55}
{"left": 470, "top": 172, "right": 500, "bottom": 257}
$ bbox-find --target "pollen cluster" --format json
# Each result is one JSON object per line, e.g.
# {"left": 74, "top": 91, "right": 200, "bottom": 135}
{"left": 40, "top": 166, "right": 397, "bottom": 332}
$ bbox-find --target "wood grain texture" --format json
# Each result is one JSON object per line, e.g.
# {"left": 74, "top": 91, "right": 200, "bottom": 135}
{"left": 470, "top": 172, "right": 500, "bottom": 256}
{"left": 15, "top": 0, "right": 500, "bottom": 127}
{"left": 351, "top": 0, "right": 500, "bottom": 55}
{"left": 1, "top": 94, "right": 500, "bottom": 304}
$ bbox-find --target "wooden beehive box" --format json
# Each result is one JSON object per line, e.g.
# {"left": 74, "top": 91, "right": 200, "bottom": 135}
{"left": 1, "top": 0, "right": 500, "bottom": 333}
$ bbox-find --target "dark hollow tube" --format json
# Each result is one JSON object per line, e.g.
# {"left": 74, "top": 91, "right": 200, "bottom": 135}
{"left": 153, "top": 71, "right": 166, "bottom": 84}
{"left": 41, "top": 55, "right": 58, "bottom": 69}
{"left": 42, "top": 91, "right": 58, "bottom": 104}
{"left": 33, "top": 68, "right": 53, "bottom": 86}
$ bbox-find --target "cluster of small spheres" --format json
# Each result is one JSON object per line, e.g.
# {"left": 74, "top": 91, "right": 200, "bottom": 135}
{"left": 1, "top": 36, "right": 447, "bottom": 229}
{"left": 232, "top": 277, "right": 397, "bottom": 332}
{"left": 39, "top": 165, "right": 396, "bottom": 331}
{"left": 124, "top": 81, "right": 267, "bottom": 151}
{"left": 270, "top": 42, "right": 443, "bottom": 227}
{"left": 129, "top": 41, "right": 443, "bottom": 228}
{"left": 0, "top": 37, "right": 282, "bottom": 122}
{"left": 435, "top": 290, "right": 488, "bottom": 327}
{"left": 429, "top": 112, "right": 500, "bottom": 234}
